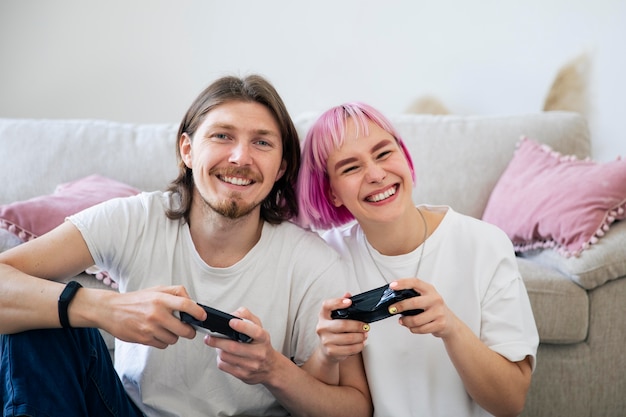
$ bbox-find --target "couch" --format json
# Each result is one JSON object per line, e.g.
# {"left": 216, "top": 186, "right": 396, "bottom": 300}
{"left": 1, "top": 112, "right": 624, "bottom": 416}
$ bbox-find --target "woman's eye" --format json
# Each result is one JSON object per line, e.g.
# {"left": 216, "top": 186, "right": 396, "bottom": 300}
{"left": 341, "top": 165, "right": 358, "bottom": 174}
{"left": 376, "top": 150, "right": 392, "bottom": 160}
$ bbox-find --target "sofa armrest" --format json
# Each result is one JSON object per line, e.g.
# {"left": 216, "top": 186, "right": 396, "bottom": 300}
{"left": 520, "top": 220, "right": 626, "bottom": 290}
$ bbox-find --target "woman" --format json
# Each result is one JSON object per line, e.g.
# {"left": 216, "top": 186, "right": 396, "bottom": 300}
{"left": 297, "top": 102, "right": 538, "bottom": 417}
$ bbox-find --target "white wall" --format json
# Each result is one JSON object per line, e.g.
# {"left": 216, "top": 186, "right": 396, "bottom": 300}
{"left": 1, "top": 0, "right": 624, "bottom": 161}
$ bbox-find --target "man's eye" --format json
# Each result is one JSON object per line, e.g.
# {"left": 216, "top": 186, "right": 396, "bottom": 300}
{"left": 214, "top": 133, "right": 229, "bottom": 140}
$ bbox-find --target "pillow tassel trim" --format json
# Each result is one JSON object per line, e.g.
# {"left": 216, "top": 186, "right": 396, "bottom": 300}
{"left": 0, "top": 219, "right": 36, "bottom": 242}
{"left": 85, "top": 266, "right": 119, "bottom": 290}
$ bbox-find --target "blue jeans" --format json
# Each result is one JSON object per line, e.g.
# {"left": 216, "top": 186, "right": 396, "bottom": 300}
{"left": 1, "top": 328, "right": 143, "bottom": 417}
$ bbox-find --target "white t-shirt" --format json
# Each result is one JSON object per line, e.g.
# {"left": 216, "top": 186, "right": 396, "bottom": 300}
{"left": 70, "top": 191, "right": 351, "bottom": 417}
{"left": 323, "top": 205, "right": 539, "bottom": 417}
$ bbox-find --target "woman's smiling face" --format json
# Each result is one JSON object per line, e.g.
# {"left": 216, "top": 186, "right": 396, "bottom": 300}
{"left": 326, "top": 118, "right": 414, "bottom": 225}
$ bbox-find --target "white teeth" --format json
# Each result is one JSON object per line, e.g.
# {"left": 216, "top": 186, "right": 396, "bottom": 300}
{"left": 368, "top": 186, "right": 396, "bottom": 202}
{"left": 222, "top": 176, "right": 252, "bottom": 186}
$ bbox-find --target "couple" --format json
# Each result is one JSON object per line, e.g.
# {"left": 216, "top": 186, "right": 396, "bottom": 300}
{"left": 0, "top": 75, "right": 537, "bottom": 416}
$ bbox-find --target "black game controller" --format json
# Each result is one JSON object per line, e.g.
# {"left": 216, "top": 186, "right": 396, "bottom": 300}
{"left": 179, "top": 303, "right": 253, "bottom": 343}
{"left": 331, "top": 284, "right": 423, "bottom": 323}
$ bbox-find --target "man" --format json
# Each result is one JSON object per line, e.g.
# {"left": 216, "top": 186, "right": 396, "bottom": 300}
{"left": 0, "top": 75, "right": 371, "bottom": 416}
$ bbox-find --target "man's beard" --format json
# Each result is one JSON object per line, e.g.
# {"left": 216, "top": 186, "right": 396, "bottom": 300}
{"left": 205, "top": 194, "right": 262, "bottom": 220}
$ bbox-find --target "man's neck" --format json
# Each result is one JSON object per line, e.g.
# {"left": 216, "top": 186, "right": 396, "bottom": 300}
{"left": 188, "top": 203, "right": 265, "bottom": 268}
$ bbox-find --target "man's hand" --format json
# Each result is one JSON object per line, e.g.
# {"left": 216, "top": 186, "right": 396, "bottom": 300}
{"left": 203, "top": 307, "right": 283, "bottom": 385}
{"left": 96, "top": 285, "right": 207, "bottom": 349}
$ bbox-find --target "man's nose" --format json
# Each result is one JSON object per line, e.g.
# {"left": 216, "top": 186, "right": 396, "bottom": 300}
{"left": 229, "top": 142, "right": 252, "bottom": 165}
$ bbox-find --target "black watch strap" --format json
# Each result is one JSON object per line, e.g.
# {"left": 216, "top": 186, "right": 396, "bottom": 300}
{"left": 58, "top": 281, "right": 83, "bottom": 328}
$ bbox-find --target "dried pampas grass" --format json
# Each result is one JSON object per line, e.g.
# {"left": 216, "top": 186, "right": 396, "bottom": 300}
{"left": 405, "top": 95, "right": 450, "bottom": 115}
{"left": 543, "top": 53, "right": 591, "bottom": 117}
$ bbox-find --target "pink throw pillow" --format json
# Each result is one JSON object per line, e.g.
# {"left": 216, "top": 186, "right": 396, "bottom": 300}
{"left": 0, "top": 174, "right": 140, "bottom": 241}
{"left": 482, "top": 137, "right": 626, "bottom": 257}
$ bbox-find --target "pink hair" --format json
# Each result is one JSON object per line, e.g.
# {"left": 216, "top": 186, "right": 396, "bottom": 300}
{"left": 296, "top": 102, "right": 416, "bottom": 230}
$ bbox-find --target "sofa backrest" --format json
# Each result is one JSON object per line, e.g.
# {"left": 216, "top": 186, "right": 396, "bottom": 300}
{"left": 0, "top": 118, "right": 179, "bottom": 205}
{"left": 296, "top": 111, "right": 591, "bottom": 218}
{"left": 1, "top": 112, "right": 590, "bottom": 219}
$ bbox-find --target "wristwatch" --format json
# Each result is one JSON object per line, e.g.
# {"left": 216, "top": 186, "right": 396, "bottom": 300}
{"left": 58, "top": 280, "right": 83, "bottom": 328}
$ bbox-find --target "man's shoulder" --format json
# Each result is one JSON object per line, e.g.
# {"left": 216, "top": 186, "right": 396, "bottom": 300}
{"left": 79, "top": 190, "right": 179, "bottom": 226}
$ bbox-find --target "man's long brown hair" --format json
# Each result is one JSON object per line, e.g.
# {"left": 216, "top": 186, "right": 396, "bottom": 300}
{"left": 166, "top": 75, "right": 300, "bottom": 224}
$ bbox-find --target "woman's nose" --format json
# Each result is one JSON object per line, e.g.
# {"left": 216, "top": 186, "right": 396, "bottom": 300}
{"left": 365, "top": 163, "right": 386, "bottom": 183}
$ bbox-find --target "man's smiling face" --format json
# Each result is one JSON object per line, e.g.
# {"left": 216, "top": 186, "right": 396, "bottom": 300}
{"left": 180, "top": 100, "right": 286, "bottom": 220}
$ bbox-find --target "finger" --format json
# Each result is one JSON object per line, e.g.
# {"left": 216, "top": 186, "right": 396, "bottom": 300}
{"left": 154, "top": 285, "right": 192, "bottom": 298}
{"left": 322, "top": 297, "right": 352, "bottom": 317}
{"left": 232, "top": 307, "right": 260, "bottom": 324}
{"left": 389, "top": 278, "right": 423, "bottom": 292}
{"left": 333, "top": 317, "right": 370, "bottom": 334}
{"left": 323, "top": 328, "right": 368, "bottom": 346}
{"left": 167, "top": 295, "right": 207, "bottom": 322}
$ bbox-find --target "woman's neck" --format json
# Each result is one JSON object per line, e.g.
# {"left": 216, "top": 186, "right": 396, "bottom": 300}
{"left": 362, "top": 206, "right": 430, "bottom": 256}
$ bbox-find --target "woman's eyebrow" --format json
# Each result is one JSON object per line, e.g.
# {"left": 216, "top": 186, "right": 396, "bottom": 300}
{"left": 333, "top": 139, "right": 393, "bottom": 171}
{"left": 371, "top": 139, "right": 393, "bottom": 153}
{"left": 334, "top": 157, "right": 358, "bottom": 172}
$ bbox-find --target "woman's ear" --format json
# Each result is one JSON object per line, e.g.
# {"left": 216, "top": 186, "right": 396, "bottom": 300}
{"left": 328, "top": 188, "right": 343, "bottom": 207}
{"left": 180, "top": 133, "right": 193, "bottom": 168}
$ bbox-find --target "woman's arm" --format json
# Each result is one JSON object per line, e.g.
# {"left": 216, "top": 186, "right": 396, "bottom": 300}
{"left": 389, "top": 278, "right": 532, "bottom": 417}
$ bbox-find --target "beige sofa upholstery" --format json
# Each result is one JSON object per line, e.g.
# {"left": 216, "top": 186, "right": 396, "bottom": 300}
{"left": 1, "top": 112, "right": 624, "bottom": 416}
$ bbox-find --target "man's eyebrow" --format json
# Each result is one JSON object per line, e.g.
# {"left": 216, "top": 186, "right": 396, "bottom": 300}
{"left": 254, "top": 128, "right": 280, "bottom": 137}
{"left": 207, "top": 123, "right": 279, "bottom": 137}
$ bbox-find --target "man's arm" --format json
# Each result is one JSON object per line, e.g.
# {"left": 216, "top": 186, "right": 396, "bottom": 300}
{"left": 0, "top": 221, "right": 95, "bottom": 333}
{"left": 0, "top": 221, "right": 206, "bottom": 347}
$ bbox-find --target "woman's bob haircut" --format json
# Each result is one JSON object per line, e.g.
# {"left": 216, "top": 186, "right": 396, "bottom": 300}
{"left": 297, "top": 102, "right": 416, "bottom": 230}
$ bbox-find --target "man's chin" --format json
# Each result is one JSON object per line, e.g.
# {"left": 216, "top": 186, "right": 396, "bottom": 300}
{"left": 209, "top": 200, "right": 260, "bottom": 220}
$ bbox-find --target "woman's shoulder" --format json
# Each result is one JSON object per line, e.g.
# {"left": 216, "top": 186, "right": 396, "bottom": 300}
{"left": 436, "top": 205, "right": 514, "bottom": 248}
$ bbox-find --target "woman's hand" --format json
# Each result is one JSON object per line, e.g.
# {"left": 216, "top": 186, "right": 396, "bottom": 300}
{"left": 316, "top": 293, "right": 369, "bottom": 363}
{"left": 388, "top": 278, "right": 460, "bottom": 339}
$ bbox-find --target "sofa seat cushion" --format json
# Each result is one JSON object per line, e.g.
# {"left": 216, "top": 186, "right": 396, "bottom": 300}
{"left": 518, "top": 258, "right": 589, "bottom": 344}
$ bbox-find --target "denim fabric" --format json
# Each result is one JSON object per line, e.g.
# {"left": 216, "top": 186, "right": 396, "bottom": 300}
{"left": 1, "top": 328, "right": 143, "bottom": 417}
